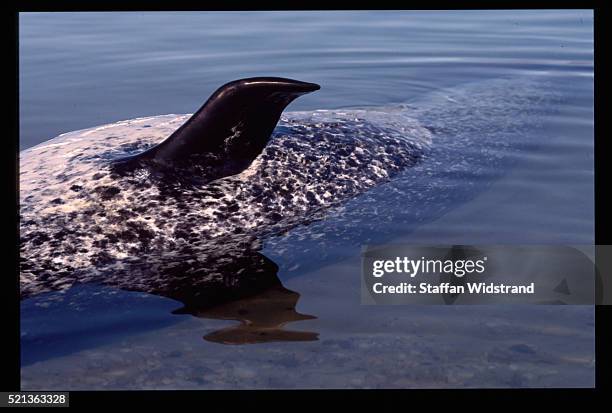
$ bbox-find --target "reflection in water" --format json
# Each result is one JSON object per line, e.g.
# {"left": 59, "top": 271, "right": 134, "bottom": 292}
{"left": 195, "top": 285, "right": 317, "bottom": 344}
{"left": 125, "top": 250, "right": 318, "bottom": 344}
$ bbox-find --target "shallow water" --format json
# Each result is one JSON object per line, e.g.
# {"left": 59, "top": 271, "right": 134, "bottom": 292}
{"left": 19, "top": 11, "right": 594, "bottom": 389}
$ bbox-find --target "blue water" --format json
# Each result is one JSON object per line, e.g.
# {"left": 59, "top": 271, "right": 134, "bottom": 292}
{"left": 19, "top": 11, "right": 594, "bottom": 389}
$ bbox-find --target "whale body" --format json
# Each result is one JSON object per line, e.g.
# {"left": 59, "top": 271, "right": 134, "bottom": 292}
{"left": 20, "top": 76, "right": 555, "bottom": 305}
{"left": 20, "top": 77, "right": 431, "bottom": 301}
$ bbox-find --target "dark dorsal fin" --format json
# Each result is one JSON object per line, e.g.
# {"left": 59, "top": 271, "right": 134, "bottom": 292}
{"left": 112, "top": 77, "right": 320, "bottom": 184}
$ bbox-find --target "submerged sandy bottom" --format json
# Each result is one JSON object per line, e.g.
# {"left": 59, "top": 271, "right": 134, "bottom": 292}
{"left": 21, "top": 255, "right": 594, "bottom": 390}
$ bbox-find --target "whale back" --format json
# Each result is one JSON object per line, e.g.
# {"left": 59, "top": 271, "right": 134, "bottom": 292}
{"left": 19, "top": 109, "right": 432, "bottom": 299}
{"left": 20, "top": 76, "right": 558, "bottom": 300}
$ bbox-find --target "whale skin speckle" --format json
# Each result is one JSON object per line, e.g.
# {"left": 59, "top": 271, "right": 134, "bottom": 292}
{"left": 19, "top": 109, "right": 432, "bottom": 299}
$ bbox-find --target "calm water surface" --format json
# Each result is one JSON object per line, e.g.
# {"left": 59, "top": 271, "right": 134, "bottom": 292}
{"left": 19, "top": 11, "right": 594, "bottom": 389}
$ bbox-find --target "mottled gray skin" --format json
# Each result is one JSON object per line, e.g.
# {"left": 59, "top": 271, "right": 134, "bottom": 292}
{"left": 21, "top": 76, "right": 557, "bottom": 302}
{"left": 20, "top": 109, "right": 431, "bottom": 300}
